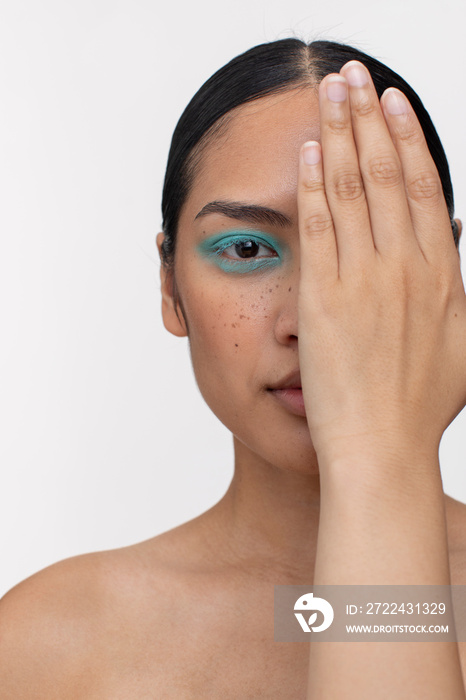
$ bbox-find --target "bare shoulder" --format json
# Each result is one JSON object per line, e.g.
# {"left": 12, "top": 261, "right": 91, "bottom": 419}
{"left": 0, "top": 520, "right": 209, "bottom": 700}
{"left": 0, "top": 543, "right": 168, "bottom": 700}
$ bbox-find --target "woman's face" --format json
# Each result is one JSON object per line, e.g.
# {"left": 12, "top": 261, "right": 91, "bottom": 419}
{"left": 158, "top": 87, "right": 322, "bottom": 474}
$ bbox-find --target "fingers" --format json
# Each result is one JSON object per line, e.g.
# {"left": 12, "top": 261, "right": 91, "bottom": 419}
{"left": 380, "top": 87, "right": 457, "bottom": 264}
{"left": 317, "top": 74, "right": 375, "bottom": 269}
{"left": 338, "top": 61, "right": 418, "bottom": 260}
{"left": 298, "top": 140, "right": 339, "bottom": 290}
{"left": 298, "top": 59, "right": 457, "bottom": 288}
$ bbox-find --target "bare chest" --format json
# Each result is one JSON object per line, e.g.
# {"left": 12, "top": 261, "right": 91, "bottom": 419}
{"left": 82, "top": 520, "right": 466, "bottom": 699}
{"left": 84, "top": 578, "right": 310, "bottom": 700}
{"left": 86, "top": 624, "right": 310, "bottom": 699}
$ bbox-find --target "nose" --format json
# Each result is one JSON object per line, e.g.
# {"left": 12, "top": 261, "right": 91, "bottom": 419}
{"left": 273, "top": 270, "right": 300, "bottom": 348}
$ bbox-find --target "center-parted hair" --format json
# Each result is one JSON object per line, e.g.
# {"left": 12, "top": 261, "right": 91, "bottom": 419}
{"left": 161, "top": 38, "right": 458, "bottom": 273}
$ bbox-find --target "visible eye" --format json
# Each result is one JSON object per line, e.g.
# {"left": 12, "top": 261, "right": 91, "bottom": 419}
{"left": 220, "top": 238, "right": 278, "bottom": 261}
{"left": 196, "top": 229, "right": 284, "bottom": 274}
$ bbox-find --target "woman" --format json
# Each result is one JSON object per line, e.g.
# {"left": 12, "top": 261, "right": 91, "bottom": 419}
{"left": 1, "top": 37, "right": 466, "bottom": 698}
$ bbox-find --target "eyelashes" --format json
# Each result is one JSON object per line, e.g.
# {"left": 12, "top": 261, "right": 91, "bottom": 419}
{"left": 196, "top": 229, "right": 285, "bottom": 274}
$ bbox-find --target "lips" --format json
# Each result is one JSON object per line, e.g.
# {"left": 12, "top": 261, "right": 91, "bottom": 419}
{"left": 266, "top": 370, "right": 306, "bottom": 417}
{"left": 267, "top": 369, "right": 301, "bottom": 391}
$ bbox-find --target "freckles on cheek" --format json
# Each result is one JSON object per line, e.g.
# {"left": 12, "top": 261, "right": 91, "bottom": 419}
{"left": 230, "top": 288, "right": 280, "bottom": 350}
{"left": 186, "top": 285, "right": 275, "bottom": 356}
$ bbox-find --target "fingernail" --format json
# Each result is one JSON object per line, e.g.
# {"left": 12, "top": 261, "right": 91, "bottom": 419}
{"left": 344, "top": 61, "right": 368, "bottom": 88}
{"left": 326, "top": 77, "right": 347, "bottom": 103}
{"left": 384, "top": 88, "right": 409, "bottom": 115}
{"left": 302, "top": 141, "right": 321, "bottom": 165}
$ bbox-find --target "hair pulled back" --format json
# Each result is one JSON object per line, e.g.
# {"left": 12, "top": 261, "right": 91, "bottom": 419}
{"left": 161, "top": 38, "right": 459, "bottom": 271}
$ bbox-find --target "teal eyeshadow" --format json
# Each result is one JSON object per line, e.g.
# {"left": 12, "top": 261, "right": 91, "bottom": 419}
{"left": 196, "top": 229, "right": 288, "bottom": 274}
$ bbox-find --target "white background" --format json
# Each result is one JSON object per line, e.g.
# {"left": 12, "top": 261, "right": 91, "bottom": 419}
{"left": 1, "top": 0, "right": 465, "bottom": 597}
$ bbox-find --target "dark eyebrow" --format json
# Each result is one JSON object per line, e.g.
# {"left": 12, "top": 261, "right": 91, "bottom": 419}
{"left": 194, "top": 200, "right": 292, "bottom": 228}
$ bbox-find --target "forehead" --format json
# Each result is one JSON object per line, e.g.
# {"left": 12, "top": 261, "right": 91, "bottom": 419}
{"left": 179, "top": 86, "right": 321, "bottom": 228}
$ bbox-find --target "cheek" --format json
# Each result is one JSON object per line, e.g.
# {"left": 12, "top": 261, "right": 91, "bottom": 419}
{"left": 179, "top": 273, "right": 278, "bottom": 402}
{"left": 174, "top": 266, "right": 318, "bottom": 472}
{"left": 187, "top": 285, "right": 270, "bottom": 362}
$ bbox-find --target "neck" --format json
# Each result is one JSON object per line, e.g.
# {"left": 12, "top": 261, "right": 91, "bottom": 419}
{"left": 205, "top": 437, "right": 321, "bottom": 584}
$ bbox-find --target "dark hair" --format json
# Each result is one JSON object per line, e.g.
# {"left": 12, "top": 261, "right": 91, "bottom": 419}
{"left": 161, "top": 38, "right": 459, "bottom": 273}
